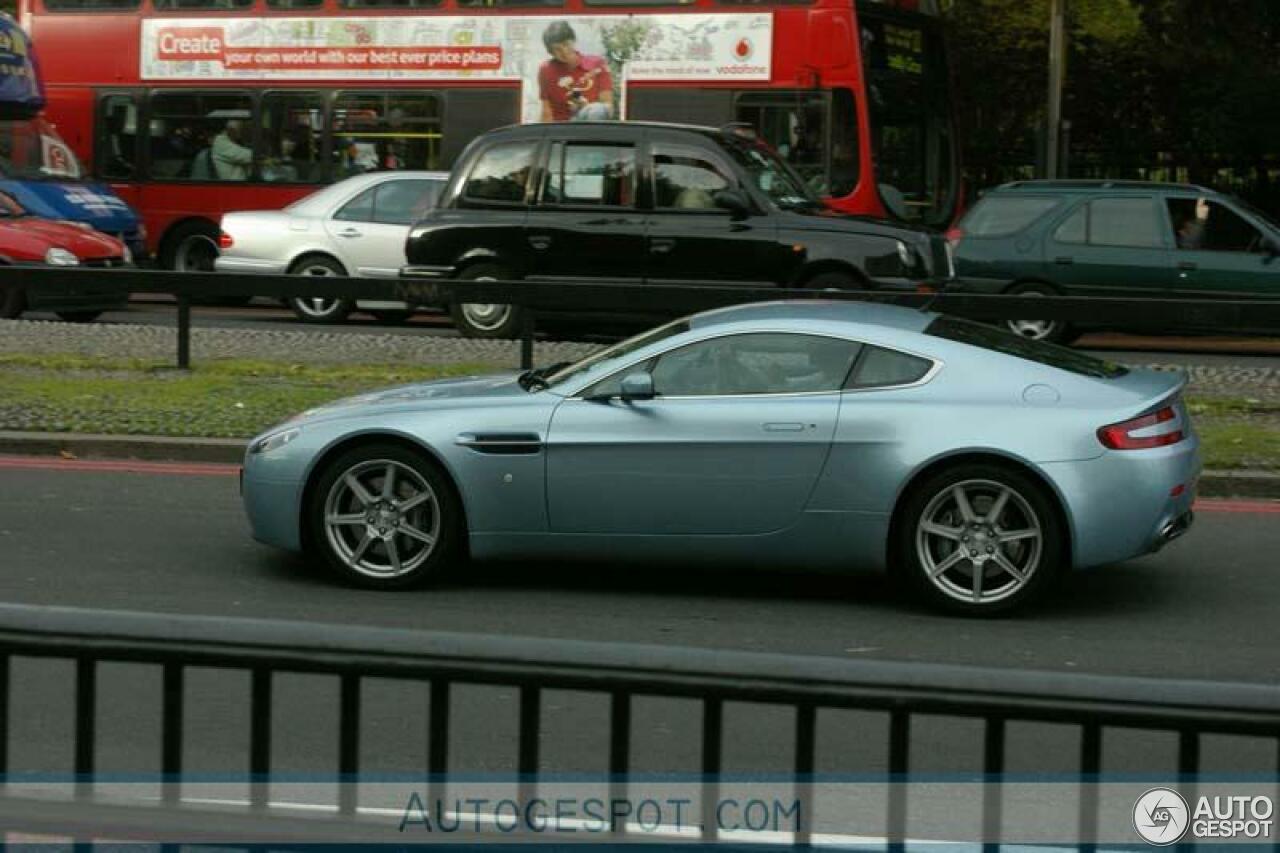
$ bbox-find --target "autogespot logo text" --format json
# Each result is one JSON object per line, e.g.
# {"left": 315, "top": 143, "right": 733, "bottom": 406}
{"left": 1133, "top": 788, "right": 1189, "bottom": 845}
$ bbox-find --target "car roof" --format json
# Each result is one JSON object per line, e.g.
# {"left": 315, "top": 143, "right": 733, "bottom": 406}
{"left": 476, "top": 120, "right": 741, "bottom": 144}
{"left": 990, "top": 179, "right": 1215, "bottom": 195}
{"left": 288, "top": 170, "right": 450, "bottom": 214}
{"left": 691, "top": 299, "right": 937, "bottom": 335}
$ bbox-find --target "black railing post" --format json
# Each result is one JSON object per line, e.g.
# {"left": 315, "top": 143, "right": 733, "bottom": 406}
{"left": 517, "top": 685, "right": 541, "bottom": 812}
{"left": 74, "top": 657, "right": 96, "bottom": 801}
{"left": 609, "top": 690, "right": 631, "bottom": 834}
{"left": 701, "top": 697, "right": 723, "bottom": 842}
{"left": 162, "top": 663, "right": 183, "bottom": 806}
{"left": 427, "top": 679, "right": 450, "bottom": 815}
{"left": 1077, "top": 722, "right": 1102, "bottom": 853}
{"left": 176, "top": 293, "right": 191, "bottom": 370}
{"left": 339, "top": 673, "right": 361, "bottom": 817}
{"left": 250, "top": 668, "right": 272, "bottom": 811}
{"left": 795, "top": 702, "right": 817, "bottom": 846}
{"left": 887, "top": 709, "right": 910, "bottom": 852}
{"left": 982, "top": 716, "right": 1006, "bottom": 853}
{"left": 520, "top": 308, "right": 536, "bottom": 371}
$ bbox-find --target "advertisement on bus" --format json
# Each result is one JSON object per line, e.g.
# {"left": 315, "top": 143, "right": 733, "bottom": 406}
{"left": 141, "top": 14, "right": 773, "bottom": 123}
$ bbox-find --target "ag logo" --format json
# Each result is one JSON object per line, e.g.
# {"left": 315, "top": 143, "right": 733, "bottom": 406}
{"left": 1134, "top": 788, "right": 1190, "bottom": 845}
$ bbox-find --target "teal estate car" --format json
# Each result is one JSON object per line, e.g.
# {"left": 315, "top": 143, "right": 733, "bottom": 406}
{"left": 949, "top": 180, "right": 1280, "bottom": 342}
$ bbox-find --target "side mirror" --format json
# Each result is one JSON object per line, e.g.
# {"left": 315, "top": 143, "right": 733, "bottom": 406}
{"left": 619, "top": 372, "right": 655, "bottom": 402}
{"left": 713, "top": 189, "right": 751, "bottom": 217}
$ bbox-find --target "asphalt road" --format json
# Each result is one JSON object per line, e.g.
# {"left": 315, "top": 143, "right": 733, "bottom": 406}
{"left": 0, "top": 455, "right": 1278, "bottom": 795}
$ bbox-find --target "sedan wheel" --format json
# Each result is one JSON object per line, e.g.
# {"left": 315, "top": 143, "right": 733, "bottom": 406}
{"left": 288, "top": 257, "right": 352, "bottom": 324}
{"left": 308, "top": 444, "right": 459, "bottom": 588}
{"left": 901, "top": 466, "right": 1062, "bottom": 614}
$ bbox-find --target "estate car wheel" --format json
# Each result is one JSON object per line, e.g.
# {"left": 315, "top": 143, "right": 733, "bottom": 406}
{"left": 898, "top": 463, "right": 1064, "bottom": 615}
{"left": 306, "top": 443, "right": 462, "bottom": 589}
{"left": 287, "top": 256, "right": 353, "bottom": 324}
{"left": 1004, "top": 283, "right": 1075, "bottom": 344}
{"left": 55, "top": 311, "right": 103, "bottom": 323}
{"left": 448, "top": 264, "right": 523, "bottom": 339}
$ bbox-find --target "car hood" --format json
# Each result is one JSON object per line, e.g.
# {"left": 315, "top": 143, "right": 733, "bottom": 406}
{"left": 0, "top": 180, "right": 140, "bottom": 233}
{"left": 291, "top": 372, "right": 530, "bottom": 424}
{"left": 0, "top": 217, "right": 124, "bottom": 259}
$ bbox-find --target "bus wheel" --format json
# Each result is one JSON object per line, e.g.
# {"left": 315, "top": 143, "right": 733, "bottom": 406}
{"left": 1, "top": 285, "right": 24, "bottom": 319}
{"left": 163, "top": 221, "right": 221, "bottom": 273}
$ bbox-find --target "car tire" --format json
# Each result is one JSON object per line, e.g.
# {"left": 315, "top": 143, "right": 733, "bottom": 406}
{"left": 448, "top": 264, "right": 523, "bottom": 339}
{"left": 287, "top": 255, "right": 353, "bottom": 324}
{"left": 55, "top": 311, "right": 103, "bottom": 323}
{"left": 305, "top": 442, "right": 462, "bottom": 589}
{"left": 0, "top": 285, "right": 24, "bottom": 319}
{"left": 1004, "top": 283, "right": 1075, "bottom": 344}
{"left": 370, "top": 309, "right": 413, "bottom": 325}
{"left": 804, "top": 270, "right": 866, "bottom": 290}
{"left": 897, "top": 462, "right": 1064, "bottom": 615}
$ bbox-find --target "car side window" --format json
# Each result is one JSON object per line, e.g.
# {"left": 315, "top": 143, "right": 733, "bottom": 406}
{"left": 542, "top": 143, "right": 637, "bottom": 207}
{"left": 1086, "top": 198, "right": 1164, "bottom": 248}
{"left": 462, "top": 142, "right": 536, "bottom": 204}
{"left": 847, "top": 346, "right": 933, "bottom": 389}
{"left": 333, "top": 186, "right": 377, "bottom": 222}
{"left": 372, "top": 179, "right": 440, "bottom": 225}
{"left": 635, "top": 333, "right": 861, "bottom": 397}
{"left": 1166, "top": 198, "right": 1264, "bottom": 253}
{"left": 1052, "top": 204, "right": 1087, "bottom": 244}
{"left": 652, "top": 144, "right": 734, "bottom": 211}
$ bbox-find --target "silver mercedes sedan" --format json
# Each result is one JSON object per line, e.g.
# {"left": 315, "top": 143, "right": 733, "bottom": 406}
{"left": 216, "top": 171, "right": 448, "bottom": 324}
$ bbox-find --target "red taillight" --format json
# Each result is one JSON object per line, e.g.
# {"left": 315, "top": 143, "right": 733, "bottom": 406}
{"left": 1098, "top": 406, "right": 1184, "bottom": 450}
{"left": 218, "top": 232, "right": 234, "bottom": 249}
{"left": 944, "top": 226, "right": 965, "bottom": 249}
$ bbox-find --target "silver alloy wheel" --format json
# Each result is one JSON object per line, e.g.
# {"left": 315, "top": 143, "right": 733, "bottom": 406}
{"left": 915, "top": 478, "right": 1043, "bottom": 606}
{"left": 323, "top": 458, "right": 440, "bottom": 579}
{"left": 1005, "top": 291, "right": 1059, "bottom": 341}
{"left": 174, "top": 233, "right": 219, "bottom": 272}
{"left": 292, "top": 263, "right": 345, "bottom": 320}
{"left": 459, "top": 275, "right": 513, "bottom": 333}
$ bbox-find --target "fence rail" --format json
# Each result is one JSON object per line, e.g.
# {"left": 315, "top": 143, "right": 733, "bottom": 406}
{"left": 0, "top": 603, "right": 1276, "bottom": 845}
{"left": 5, "top": 266, "right": 1280, "bottom": 370}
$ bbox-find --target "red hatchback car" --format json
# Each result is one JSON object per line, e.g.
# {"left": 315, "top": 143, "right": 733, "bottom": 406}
{"left": 0, "top": 192, "right": 131, "bottom": 321}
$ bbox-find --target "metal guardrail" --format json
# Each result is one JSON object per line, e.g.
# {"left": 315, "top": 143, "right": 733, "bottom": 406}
{"left": 0, "top": 603, "right": 1276, "bottom": 845}
{"left": 5, "top": 265, "right": 1280, "bottom": 370}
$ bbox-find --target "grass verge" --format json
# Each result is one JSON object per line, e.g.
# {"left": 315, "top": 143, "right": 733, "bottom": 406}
{"left": 0, "top": 354, "right": 1277, "bottom": 470}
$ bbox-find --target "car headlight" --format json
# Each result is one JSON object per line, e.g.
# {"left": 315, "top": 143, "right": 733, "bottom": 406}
{"left": 249, "top": 427, "right": 300, "bottom": 455}
{"left": 44, "top": 248, "right": 80, "bottom": 266}
{"left": 122, "top": 243, "right": 133, "bottom": 264}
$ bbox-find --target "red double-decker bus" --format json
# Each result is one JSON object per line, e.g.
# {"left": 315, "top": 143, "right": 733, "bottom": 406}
{"left": 21, "top": 0, "right": 957, "bottom": 271}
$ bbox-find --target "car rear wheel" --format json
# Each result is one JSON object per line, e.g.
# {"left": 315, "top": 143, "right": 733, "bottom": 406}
{"left": 306, "top": 443, "right": 461, "bottom": 589}
{"left": 899, "top": 464, "right": 1064, "bottom": 615}
{"left": 1004, "top": 284, "right": 1075, "bottom": 344}
{"left": 449, "top": 264, "right": 523, "bottom": 339}
{"left": 55, "top": 311, "right": 103, "bottom": 323}
{"left": 288, "top": 256, "right": 352, "bottom": 324}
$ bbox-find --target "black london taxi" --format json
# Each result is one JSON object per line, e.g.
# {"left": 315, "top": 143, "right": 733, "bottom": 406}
{"left": 402, "top": 122, "right": 954, "bottom": 338}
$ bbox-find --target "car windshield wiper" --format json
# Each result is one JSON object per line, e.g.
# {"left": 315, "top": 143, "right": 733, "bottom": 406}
{"left": 517, "top": 361, "right": 572, "bottom": 392}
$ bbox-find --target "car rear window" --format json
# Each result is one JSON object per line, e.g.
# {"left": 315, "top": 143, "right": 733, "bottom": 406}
{"left": 925, "top": 316, "right": 1129, "bottom": 379}
{"left": 961, "top": 196, "right": 1062, "bottom": 237}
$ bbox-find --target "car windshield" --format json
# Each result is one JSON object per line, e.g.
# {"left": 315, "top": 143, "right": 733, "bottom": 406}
{"left": 719, "top": 136, "right": 822, "bottom": 212}
{"left": 0, "top": 117, "right": 84, "bottom": 181}
{"left": 1232, "top": 196, "right": 1280, "bottom": 233}
{"left": 544, "top": 319, "right": 692, "bottom": 389}
{"left": 925, "top": 315, "right": 1129, "bottom": 379}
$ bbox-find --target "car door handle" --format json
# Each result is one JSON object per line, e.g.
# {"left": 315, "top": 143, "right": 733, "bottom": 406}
{"left": 650, "top": 238, "right": 676, "bottom": 254}
{"left": 337, "top": 228, "right": 362, "bottom": 238}
{"left": 1054, "top": 256, "right": 1074, "bottom": 265}
{"left": 763, "top": 422, "right": 806, "bottom": 432}
{"left": 528, "top": 235, "right": 552, "bottom": 251}
{"left": 1178, "top": 260, "right": 1198, "bottom": 271}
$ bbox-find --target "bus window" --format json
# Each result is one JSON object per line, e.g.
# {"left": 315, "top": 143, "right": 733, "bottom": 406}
{"left": 736, "top": 91, "right": 829, "bottom": 194}
{"left": 338, "top": 0, "right": 442, "bottom": 8}
{"left": 331, "top": 93, "right": 442, "bottom": 175}
{"left": 148, "top": 92, "right": 253, "bottom": 182}
{"left": 153, "top": 0, "right": 252, "bottom": 8}
{"left": 99, "top": 95, "right": 137, "bottom": 181}
{"left": 44, "top": 0, "right": 139, "bottom": 9}
{"left": 266, "top": 0, "right": 323, "bottom": 7}
{"left": 260, "top": 92, "right": 324, "bottom": 183}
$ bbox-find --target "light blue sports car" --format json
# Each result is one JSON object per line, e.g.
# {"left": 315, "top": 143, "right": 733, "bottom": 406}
{"left": 241, "top": 301, "right": 1200, "bottom": 613}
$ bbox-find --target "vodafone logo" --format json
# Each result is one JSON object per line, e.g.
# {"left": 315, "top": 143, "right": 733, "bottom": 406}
{"left": 157, "top": 27, "right": 224, "bottom": 62}
{"left": 733, "top": 37, "right": 753, "bottom": 62}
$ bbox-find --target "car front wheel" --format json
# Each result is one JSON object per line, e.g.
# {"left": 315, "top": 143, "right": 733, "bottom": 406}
{"left": 306, "top": 443, "right": 461, "bottom": 589}
{"left": 899, "top": 464, "right": 1063, "bottom": 614}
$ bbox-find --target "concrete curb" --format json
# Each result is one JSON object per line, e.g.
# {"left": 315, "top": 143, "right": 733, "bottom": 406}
{"left": 2, "top": 430, "right": 1277, "bottom": 501}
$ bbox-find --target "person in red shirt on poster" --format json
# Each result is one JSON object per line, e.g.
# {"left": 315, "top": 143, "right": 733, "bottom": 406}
{"left": 537, "top": 21, "right": 615, "bottom": 123}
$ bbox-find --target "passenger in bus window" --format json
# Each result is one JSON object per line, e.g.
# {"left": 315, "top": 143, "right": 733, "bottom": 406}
{"left": 538, "top": 21, "right": 614, "bottom": 123}
{"left": 212, "top": 120, "right": 254, "bottom": 181}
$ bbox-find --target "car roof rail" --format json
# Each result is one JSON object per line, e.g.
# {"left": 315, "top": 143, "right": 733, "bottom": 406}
{"left": 719, "top": 122, "right": 759, "bottom": 140}
{"left": 999, "top": 178, "right": 1212, "bottom": 193}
